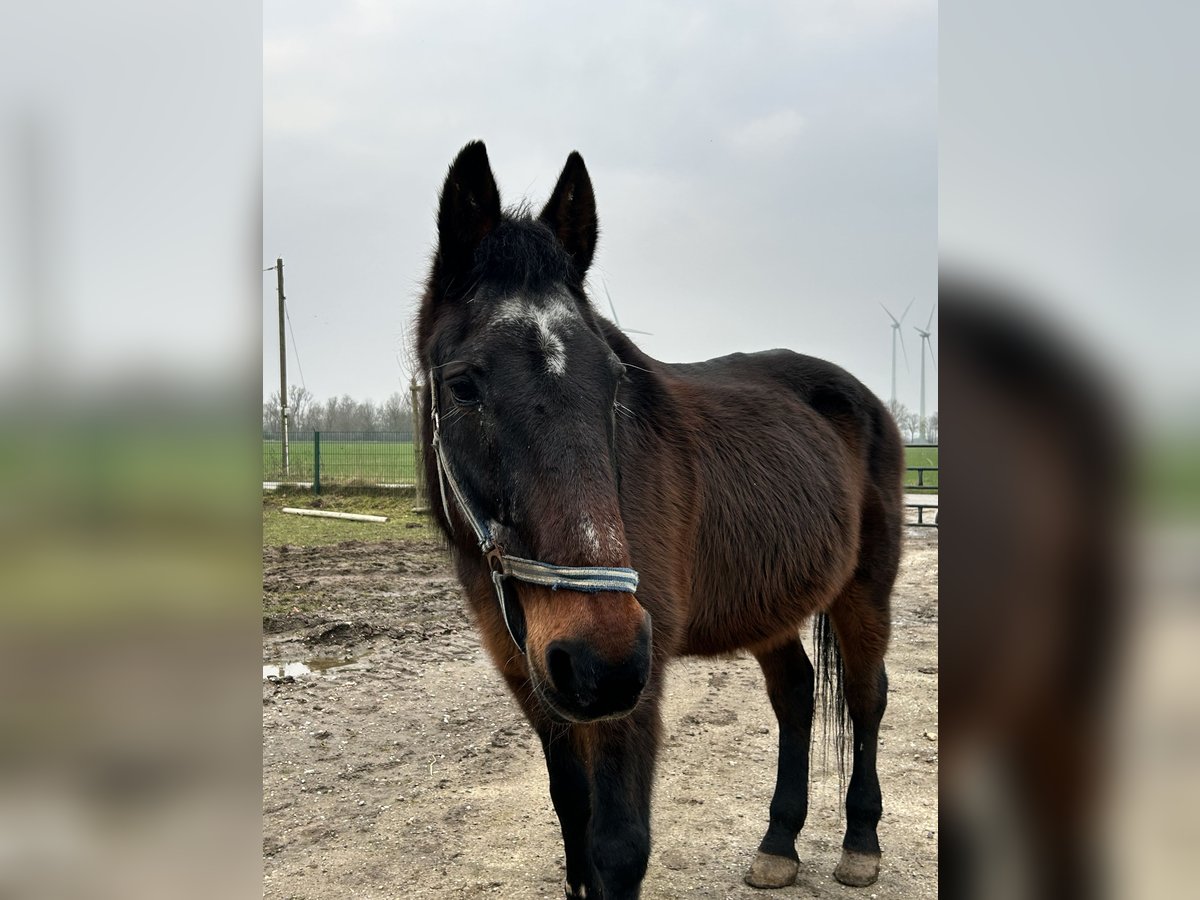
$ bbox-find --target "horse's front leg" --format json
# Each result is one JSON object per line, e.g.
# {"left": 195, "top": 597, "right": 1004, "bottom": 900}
{"left": 542, "top": 726, "right": 597, "bottom": 898}
{"left": 585, "top": 691, "right": 662, "bottom": 900}
{"left": 503, "top": 673, "right": 598, "bottom": 898}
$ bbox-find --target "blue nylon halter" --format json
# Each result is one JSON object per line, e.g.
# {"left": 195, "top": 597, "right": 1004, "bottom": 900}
{"left": 428, "top": 370, "right": 640, "bottom": 653}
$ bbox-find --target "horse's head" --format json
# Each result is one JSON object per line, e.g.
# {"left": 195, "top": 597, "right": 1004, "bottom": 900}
{"left": 417, "top": 142, "right": 651, "bottom": 723}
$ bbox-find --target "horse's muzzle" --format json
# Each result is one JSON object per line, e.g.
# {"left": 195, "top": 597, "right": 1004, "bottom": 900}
{"left": 540, "top": 613, "right": 652, "bottom": 722}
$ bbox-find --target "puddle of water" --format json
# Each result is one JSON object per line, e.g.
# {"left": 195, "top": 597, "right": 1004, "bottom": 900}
{"left": 263, "top": 656, "right": 357, "bottom": 680}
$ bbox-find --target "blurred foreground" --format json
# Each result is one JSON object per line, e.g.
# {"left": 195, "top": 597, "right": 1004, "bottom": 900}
{"left": 1, "top": 3, "right": 263, "bottom": 897}
{"left": 940, "top": 270, "right": 1199, "bottom": 900}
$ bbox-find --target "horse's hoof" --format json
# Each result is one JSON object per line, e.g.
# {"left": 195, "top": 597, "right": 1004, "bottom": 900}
{"left": 833, "top": 849, "right": 880, "bottom": 887}
{"left": 744, "top": 851, "right": 799, "bottom": 889}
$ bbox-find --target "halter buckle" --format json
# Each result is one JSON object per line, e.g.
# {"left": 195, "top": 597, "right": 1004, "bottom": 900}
{"left": 484, "top": 545, "right": 505, "bottom": 575}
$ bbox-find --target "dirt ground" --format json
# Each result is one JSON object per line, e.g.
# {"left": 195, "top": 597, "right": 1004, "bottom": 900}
{"left": 263, "top": 526, "right": 938, "bottom": 899}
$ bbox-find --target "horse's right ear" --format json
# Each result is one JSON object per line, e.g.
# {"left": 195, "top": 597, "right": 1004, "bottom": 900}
{"left": 539, "top": 151, "right": 597, "bottom": 280}
{"left": 436, "top": 141, "right": 501, "bottom": 283}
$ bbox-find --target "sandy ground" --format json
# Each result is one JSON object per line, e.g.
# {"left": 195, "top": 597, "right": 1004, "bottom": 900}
{"left": 263, "top": 526, "right": 938, "bottom": 899}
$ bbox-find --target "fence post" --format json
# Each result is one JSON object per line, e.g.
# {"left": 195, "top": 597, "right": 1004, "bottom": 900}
{"left": 313, "top": 431, "right": 321, "bottom": 495}
{"left": 410, "top": 377, "right": 428, "bottom": 510}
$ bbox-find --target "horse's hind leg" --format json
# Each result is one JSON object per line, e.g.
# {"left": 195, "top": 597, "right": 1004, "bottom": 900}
{"left": 745, "top": 634, "right": 815, "bottom": 889}
{"left": 827, "top": 576, "right": 892, "bottom": 888}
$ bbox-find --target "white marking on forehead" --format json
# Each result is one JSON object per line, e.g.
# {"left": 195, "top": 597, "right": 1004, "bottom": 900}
{"left": 491, "top": 299, "right": 574, "bottom": 376}
{"left": 542, "top": 328, "right": 567, "bottom": 375}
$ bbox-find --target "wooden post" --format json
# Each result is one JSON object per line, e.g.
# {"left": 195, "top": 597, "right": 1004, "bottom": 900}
{"left": 410, "top": 376, "right": 429, "bottom": 512}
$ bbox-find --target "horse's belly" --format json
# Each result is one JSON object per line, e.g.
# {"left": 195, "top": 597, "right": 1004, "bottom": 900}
{"left": 679, "top": 545, "right": 854, "bottom": 657}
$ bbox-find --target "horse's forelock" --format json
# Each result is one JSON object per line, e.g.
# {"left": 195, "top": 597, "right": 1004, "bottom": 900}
{"left": 472, "top": 213, "right": 572, "bottom": 292}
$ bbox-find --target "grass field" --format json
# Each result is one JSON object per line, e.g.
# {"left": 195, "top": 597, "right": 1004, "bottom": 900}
{"left": 904, "top": 445, "right": 939, "bottom": 492}
{"left": 263, "top": 491, "right": 432, "bottom": 547}
{"left": 263, "top": 438, "right": 416, "bottom": 484}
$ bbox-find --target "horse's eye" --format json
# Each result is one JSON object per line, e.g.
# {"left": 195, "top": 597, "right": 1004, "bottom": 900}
{"left": 447, "top": 376, "right": 481, "bottom": 406}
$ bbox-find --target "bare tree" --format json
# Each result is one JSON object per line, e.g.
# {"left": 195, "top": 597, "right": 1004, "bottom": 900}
{"left": 354, "top": 399, "right": 378, "bottom": 431}
{"left": 380, "top": 391, "right": 411, "bottom": 432}
{"left": 321, "top": 394, "right": 354, "bottom": 430}
{"left": 263, "top": 394, "right": 281, "bottom": 433}
{"left": 887, "top": 400, "right": 913, "bottom": 441}
{"left": 263, "top": 390, "right": 416, "bottom": 435}
{"left": 288, "top": 384, "right": 315, "bottom": 433}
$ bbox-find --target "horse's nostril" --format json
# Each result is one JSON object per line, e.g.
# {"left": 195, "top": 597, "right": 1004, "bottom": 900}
{"left": 608, "top": 662, "right": 646, "bottom": 706}
{"left": 546, "top": 642, "right": 576, "bottom": 695}
{"left": 544, "top": 639, "right": 648, "bottom": 719}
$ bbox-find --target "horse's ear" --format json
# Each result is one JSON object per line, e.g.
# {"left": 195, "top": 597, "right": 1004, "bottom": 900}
{"left": 436, "top": 141, "right": 501, "bottom": 282}
{"left": 539, "top": 151, "right": 598, "bottom": 279}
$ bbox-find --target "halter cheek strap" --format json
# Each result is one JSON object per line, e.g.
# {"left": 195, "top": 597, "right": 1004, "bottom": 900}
{"left": 428, "top": 370, "right": 640, "bottom": 653}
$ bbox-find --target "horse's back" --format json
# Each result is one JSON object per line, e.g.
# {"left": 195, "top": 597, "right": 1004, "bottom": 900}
{"left": 670, "top": 348, "right": 903, "bottom": 492}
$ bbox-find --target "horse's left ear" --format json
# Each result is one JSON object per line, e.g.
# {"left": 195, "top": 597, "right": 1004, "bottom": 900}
{"left": 539, "top": 151, "right": 598, "bottom": 279}
{"left": 437, "top": 141, "right": 501, "bottom": 285}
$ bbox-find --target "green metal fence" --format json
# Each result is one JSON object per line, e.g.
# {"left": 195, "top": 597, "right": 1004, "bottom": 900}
{"left": 904, "top": 443, "right": 939, "bottom": 493}
{"left": 263, "top": 431, "right": 418, "bottom": 489}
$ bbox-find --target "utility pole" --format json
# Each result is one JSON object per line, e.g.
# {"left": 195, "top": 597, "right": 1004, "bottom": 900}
{"left": 275, "top": 257, "right": 289, "bottom": 476}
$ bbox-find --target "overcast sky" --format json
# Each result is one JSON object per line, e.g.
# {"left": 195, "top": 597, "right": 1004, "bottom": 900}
{"left": 264, "top": 0, "right": 937, "bottom": 413}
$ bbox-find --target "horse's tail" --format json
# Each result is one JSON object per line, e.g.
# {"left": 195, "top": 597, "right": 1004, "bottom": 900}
{"left": 812, "top": 611, "right": 849, "bottom": 782}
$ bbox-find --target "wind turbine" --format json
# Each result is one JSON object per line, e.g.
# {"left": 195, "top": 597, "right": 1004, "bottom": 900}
{"left": 881, "top": 298, "right": 914, "bottom": 409}
{"left": 914, "top": 305, "right": 937, "bottom": 441}
{"left": 600, "top": 277, "right": 652, "bottom": 336}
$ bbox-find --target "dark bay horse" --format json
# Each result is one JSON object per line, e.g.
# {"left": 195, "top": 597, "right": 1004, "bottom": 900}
{"left": 415, "top": 142, "right": 903, "bottom": 899}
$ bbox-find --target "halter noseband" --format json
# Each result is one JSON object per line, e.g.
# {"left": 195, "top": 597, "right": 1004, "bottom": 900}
{"left": 428, "top": 369, "right": 640, "bottom": 653}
